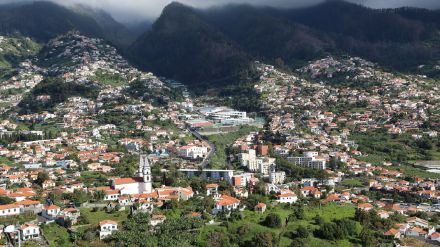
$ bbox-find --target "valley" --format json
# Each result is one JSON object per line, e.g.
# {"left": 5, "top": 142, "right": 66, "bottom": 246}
{"left": 0, "top": 1, "right": 440, "bottom": 247}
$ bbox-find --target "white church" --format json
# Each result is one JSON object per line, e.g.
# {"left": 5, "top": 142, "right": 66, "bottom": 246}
{"left": 111, "top": 155, "right": 153, "bottom": 195}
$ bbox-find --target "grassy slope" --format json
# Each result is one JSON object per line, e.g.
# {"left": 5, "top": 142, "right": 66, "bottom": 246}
{"left": 41, "top": 223, "right": 73, "bottom": 247}
{"left": 198, "top": 203, "right": 358, "bottom": 247}
{"left": 79, "top": 208, "right": 128, "bottom": 225}
{"left": 0, "top": 36, "right": 41, "bottom": 69}
{"left": 206, "top": 125, "right": 259, "bottom": 168}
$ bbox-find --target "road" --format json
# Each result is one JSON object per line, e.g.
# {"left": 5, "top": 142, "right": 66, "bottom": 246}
{"left": 187, "top": 127, "right": 216, "bottom": 169}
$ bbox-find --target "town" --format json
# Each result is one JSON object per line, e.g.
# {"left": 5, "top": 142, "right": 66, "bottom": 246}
{"left": 1, "top": 30, "right": 440, "bottom": 247}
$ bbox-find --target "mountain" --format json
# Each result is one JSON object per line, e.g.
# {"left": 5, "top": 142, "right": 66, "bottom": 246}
{"left": 129, "top": 2, "right": 252, "bottom": 88}
{"left": 130, "top": 1, "right": 440, "bottom": 87}
{"left": 0, "top": 1, "right": 104, "bottom": 42}
{"left": 70, "top": 4, "right": 138, "bottom": 46}
{"left": 203, "top": 4, "right": 332, "bottom": 67}
{"left": 284, "top": 1, "right": 431, "bottom": 43}
{"left": 0, "top": 1, "right": 137, "bottom": 47}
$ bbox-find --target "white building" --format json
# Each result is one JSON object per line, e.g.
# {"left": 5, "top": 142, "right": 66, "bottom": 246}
{"left": 200, "top": 106, "right": 253, "bottom": 126}
{"left": 206, "top": 184, "right": 219, "bottom": 196}
{"left": 104, "top": 189, "right": 120, "bottom": 201}
{"left": 269, "top": 165, "right": 285, "bottom": 185}
{"left": 212, "top": 194, "right": 240, "bottom": 215}
{"left": 0, "top": 204, "right": 21, "bottom": 217}
{"left": 99, "top": 220, "right": 118, "bottom": 240}
{"left": 287, "top": 152, "right": 326, "bottom": 170}
{"left": 179, "top": 169, "right": 234, "bottom": 183}
{"left": 178, "top": 145, "right": 208, "bottom": 159}
{"left": 20, "top": 224, "right": 40, "bottom": 241}
{"left": 42, "top": 205, "right": 60, "bottom": 220}
{"left": 275, "top": 190, "right": 298, "bottom": 204}
{"left": 111, "top": 155, "right": 152, "bottom": 195}
{"left": 240, "top": 149, "right": 275, "bottom": 175}
{"left": 56, "top": 160, "right": 78, "bottom": 169}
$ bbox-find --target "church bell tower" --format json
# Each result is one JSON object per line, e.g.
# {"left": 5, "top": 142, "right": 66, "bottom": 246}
{"left": 139, "top": 154, "right": 152, "bottom": 193}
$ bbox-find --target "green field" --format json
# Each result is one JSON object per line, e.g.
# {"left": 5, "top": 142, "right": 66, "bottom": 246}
{"left": 394, "top": 164, "right": 440, "bottom": 179}
{"left": 206, "top": 125, "right": 259, "bottom": 168}
{"left": 79, "top": 208, "right": 128, "bottom": 225}
{"left": 41, "top": 223, "right": 73, "bottom": 247}
{"left": 340, "top": 178, "right": 364, "bottom": 188}
{"left": 89, "top": 69, "right": 127, "bottom": 86}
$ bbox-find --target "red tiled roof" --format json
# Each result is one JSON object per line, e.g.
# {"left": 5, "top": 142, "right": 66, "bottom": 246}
{"left": 99, "top": 220, "right": 117, "bottom": 226}
{"left": 113, "top": 177, "right": 142, "bottom": 185}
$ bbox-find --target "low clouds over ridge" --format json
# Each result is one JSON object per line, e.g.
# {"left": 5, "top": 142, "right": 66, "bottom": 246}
{"left": 1, "top": 0, "right": 440, "bottom": 22}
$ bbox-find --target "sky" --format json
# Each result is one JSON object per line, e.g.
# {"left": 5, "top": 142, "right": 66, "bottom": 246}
{"left": 1, "top": 0, "right": 440, "bottom": 22}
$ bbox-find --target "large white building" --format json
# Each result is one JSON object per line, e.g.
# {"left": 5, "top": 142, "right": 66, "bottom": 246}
{"left": 240, "top": 149, "right": 275, "bottom": 174}
{"left": 200, "top": 106, "right": 254, "bottom": 126}
{"left": 111, "top": 155, "right": 152, "bottom": 195}
{"left": 179, "top": 169, "right": 234, "bottom": 183}
{"left": 269, "top": 165, "right": 285, "bottom": 185}
{"left": 178, "top": 145, "right": 208, "bottom": 160}
{"left": 287, "top": 152, "right": 326, "bottom": 170}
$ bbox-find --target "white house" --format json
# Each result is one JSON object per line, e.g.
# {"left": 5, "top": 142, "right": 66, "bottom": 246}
{"left": 20, "top": 224, "right": 40, "bottom": 241}
{"left": 104, "top": 189, "right": 120, "bottom": 201}
{"left": 206, "top": 184, "right": 219, "bottom": 196}
{"left": 430, "top": 232, "right": 440, "bottom": 242}
{"left": 0, "top": 204, "right": 21, "bottom": 217}
{"left": 275, "top": 190, "right": 298, "bottom": 204}
{"left": 150, "top": 214, "right": 166, "bottom": 227}
{"left": 42, "top": 205, "right": 60, "bottom": 219}
{"left": 99, "top": 220, "right": 118, "bottom": 240}
{"left": 212, "top": 194, "right": 240, "bottom": 215}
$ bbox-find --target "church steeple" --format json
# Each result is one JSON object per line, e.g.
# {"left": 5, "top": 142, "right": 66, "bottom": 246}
{"left": 139, "top": 154, "right": 152, "bottom": 193}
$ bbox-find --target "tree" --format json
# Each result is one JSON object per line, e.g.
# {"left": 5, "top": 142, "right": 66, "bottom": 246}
{"left": 109, "top": 213, "right": 157, "bottom": 246}
{"left": 314, "top": 215, "right": 325, "bottom": 226}
{"left": 35, "top": 172, "right": 49, "bottom": 186}
{"left": 206, "top": 231, "right": 230, "bottom": 247}
{"left": 93, "top": 190, "right": 105, "bottom": 202}
{"left": 296, "top": 225, "right": 309, "bottom": 239}
{"left": 360, "top": 229, "right": 376, "bottom": 247}
{"left": 294, "top": 207, "right": 305, "bottom": 220}
{"left": 288, "top": 207, "right": 305, "bottom": 222}
{"left": 263, "top": 213, "right": 282, "bottom": 228}
{"left": 250, "top": 232, "right": 274, "bottom": 247}
{"left": 316, "top": 218, "right": 357, "bottom": 240}
{"left": 0, "top": 196, "right": 14, "bottom": 205}
{"left": 72, "top": 190, "right": 90, "bottom": 204}
{"left": 82, "top": 230, "right": 96, "bottom": 241}
{"left": 290, "top": 238, "right": 307, "bottom": 247}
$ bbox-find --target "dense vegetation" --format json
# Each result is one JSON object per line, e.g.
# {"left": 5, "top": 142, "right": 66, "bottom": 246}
{"left": 0, "top": 2, "right": 136, "bottom": 47}
{"left": 0, "top": 36, "right": 41, "bottom": 70}
{"left": 129, "top": 1, "right": 440, "bottom": 88}
{"left": 18, "top": 77, "right": 99, "bottom": 113}
{"left": 124, "top": 79, "right": 184, "bottom": 106}
{"left": 351, "top": 129, "right": 440, "bottom": 164}
{"left": 129, "top": 2, "right": 253, "bottom": 88}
